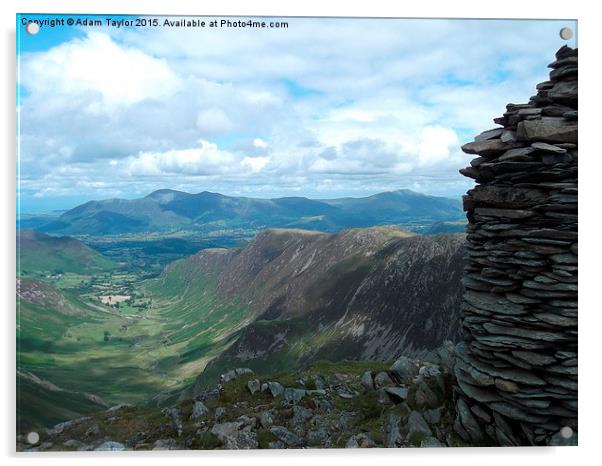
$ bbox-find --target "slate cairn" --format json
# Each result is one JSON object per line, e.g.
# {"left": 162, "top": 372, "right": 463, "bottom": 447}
{"left": 454, "top": 45, "right": 577, "bottom": 446}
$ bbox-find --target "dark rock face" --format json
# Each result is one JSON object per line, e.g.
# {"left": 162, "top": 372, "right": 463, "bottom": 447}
{"left": 455, "top": 46, "right": 577, "bottom": 446}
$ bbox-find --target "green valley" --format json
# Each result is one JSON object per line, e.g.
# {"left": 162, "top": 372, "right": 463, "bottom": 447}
{"left": 16, "top": 214, "right": 465, "bottom": 436}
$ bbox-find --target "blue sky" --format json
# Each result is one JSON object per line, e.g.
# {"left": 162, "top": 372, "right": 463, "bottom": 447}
{"left": 16, "top": 15, "right": 577, "bottom": 213}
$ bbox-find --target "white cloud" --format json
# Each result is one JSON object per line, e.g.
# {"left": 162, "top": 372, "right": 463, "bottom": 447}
{"left": 241, "top": 156, "right": 270, "bottom": 173}
{"left": 16, "top": 18, "right": 577, "bottom": 210}
{"left": 196, "top": 108, "right": 233, "bottom": 135}
{"left": 417, "top": 126, "right": 460, "bottom": 166}
{"left": 21, "top": 32, "right": 180, "bottom": 111}
{"left": 127, "top": 140, "right": 238, "bottom": 176}
{"left": 253, "top": 138, "right": 268, "bottom": 149}
{"left": 329, "top": 109, "right": 377, "bottom": 123}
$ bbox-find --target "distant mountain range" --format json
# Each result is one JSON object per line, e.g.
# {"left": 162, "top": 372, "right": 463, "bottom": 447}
{"left": 33, "top": 189, "right": 465, "bottom": 236}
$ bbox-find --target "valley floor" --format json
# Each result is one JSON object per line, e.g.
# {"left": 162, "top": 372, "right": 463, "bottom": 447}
{"left": 17, "top": 270, "right": 223, "bottom": 433}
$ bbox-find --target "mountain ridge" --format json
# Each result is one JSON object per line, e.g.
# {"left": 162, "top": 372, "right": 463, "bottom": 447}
{"left": 37, "top": 189, "right": 464, "bottom": 236}
{"left": 17, "top": 230, "right": 115, "bottom": 274}
{"left": 144, "top": 225, "right": 465, "bottom": 394}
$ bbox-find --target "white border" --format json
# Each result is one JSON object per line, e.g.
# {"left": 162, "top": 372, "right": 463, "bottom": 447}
{"left": 2, "top": 1, "right": 600, "bottom": 465}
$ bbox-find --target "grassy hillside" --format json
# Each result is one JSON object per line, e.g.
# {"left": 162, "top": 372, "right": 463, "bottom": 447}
{"left": 17, "top": 371, "right": 108, "bottom": 433}
{"left": 143, "top": 249, "right": 255, "bottom": 384}
{"left": 17, "top": 230, "right": 115, "bottom": 276}
{"left": 16, "top": 266, "right": 255, "bottom": 431}
{"left": 17, "top": 279, "right": 177, "bottom": 431}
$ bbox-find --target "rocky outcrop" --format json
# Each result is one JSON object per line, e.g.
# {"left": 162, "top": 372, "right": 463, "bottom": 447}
{"left": 18, "top": 352, "right": 464, "bottom": 451}
{"left": 455, "top": 46, "right": 578, "bottom": 446}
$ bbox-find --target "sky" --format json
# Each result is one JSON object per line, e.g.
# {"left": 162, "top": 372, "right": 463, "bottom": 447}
{"left": 16, "top": 15, "right": 577, "bottom": 213}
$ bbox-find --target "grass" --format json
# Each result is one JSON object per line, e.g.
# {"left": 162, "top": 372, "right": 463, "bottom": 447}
{"left": 191, "top": 432, "right": 223, "bottom": 449}
{"left": 309, "top": 360, "right": 391, "bottom": 376}
{"left": 16, "top": 252, "right": 260, "bottom": 432}
{"left": 17, "top": 372, "right": 107, "bottom": 432}
{"left": 17, "top": 231, "right": 116, "bottom": 276}
{"left": 257, "top": 429, "right": 278, "bottom": 449}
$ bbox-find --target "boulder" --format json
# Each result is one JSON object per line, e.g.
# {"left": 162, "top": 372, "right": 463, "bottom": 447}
{"left": 152, "top": 438, "right": 178, "bottom": 450}
{"left": 162, "top": 407, "right": 183, "bottom": 437}
{"left": 94, "top": 441, "right": 127, "bottom": 451}
{"left": 107, "top": 403, "right": 132, "bottom": 412}
{"left": 475, "top": 128, "right": 504, "bottom": 141}
{"left": 421, "top": 437, "right": 446, "bottom": 447}
{"left": 346, "top": 433, "right": 376, "bottom": 448}
{"left": 414, "top": 381, "right": 440, "bottom": 409}
{"left": 259, "top": 410, "right": 275, "bottom": 429}
{"left": 461, "top": 139, "right": 509, "bottom": 156}
{"left": 63, "top": 439, "right": 86, "bottom": 450}
{"left": 456, "top": 398, "right": 485, "bottom": 442}
{"left": 270, "top": 426, "right": 303, "bottom": 447}
{"left": 223, "top": 431, "right": 258, "bottom": 450}
{"left": 284, "top": 387, "right": 306, "bottom": 404}
{"left": 384, "top": 413, "right": 402, "bottom": 447}
{"left": 84, "top": 424, "right": 101, "bottom": 438}
{"left": 517, "top": 118, "right": 577, "bottom": 143}
{"left": 220, "top": 368, "right": 253, "bottom": 384}
{"left": 215, "top": 406, "right": 226, "bottom": 420}
{"left": 423, "top": 407, "right": 443, "bottom": 425}
{"left": 291, "top": 405, "right": 314, "bottom": 425}
{"left": 373, "top": 371, "right": 395, "bottom": 389}
{"left": 267, "top": 381, "right": 284, "bottom": 398}
{"left": 247, "top": 379, "right": 261, "bottom": 395}
{"left": 384, "top": 386, "right": 409, "bottom": 403}
{"left": 190, "top": 400, "right": 209, "bottom": 420}
{"left": 390, "top": 356, "right": 418, "bottom": 380}
{"left": 307, "top": 429, "right": 330, "bottom": 447}
{"left": 360, "top": 371, "right": 374, "bottom": 391}
{"left": 211, "top": 421, "right": 243, "bottom": 441}
{"left": 406, "top": 411, "right": 432, "bottom": 443}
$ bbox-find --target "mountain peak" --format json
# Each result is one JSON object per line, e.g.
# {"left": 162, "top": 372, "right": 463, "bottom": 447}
{"left": 145, "top": 189, "right": 190, "bottom": 204}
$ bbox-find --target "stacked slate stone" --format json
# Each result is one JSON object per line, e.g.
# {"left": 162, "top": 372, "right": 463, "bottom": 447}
{"left": 454, "top": 45, "right": 577, "bottom": 446}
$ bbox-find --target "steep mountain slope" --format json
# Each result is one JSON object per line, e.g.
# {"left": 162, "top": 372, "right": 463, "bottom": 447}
{"left": 17, "top": 278, "right": 96, "bottom": 356}
{"left": 146, "top": 226, "right": 465, "bottom": 392}
{"left": 17, "top": 230, "right": 115, "bottom": 275}
{"left": 38, "top": 189, "right": 464, "bottom": 236}
{"left": 17, "top": 278, "right": 111, "bottom": 431}
{"left": 17, "top": 277, "right": 186, "bottom": 430}
{"left": 17, "top": 370, "right": 108, "bottom": 433}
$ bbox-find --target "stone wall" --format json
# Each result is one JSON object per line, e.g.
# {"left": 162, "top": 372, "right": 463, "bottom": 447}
{"left": 453, "top": 46, "right": 577, "bottom": 446}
